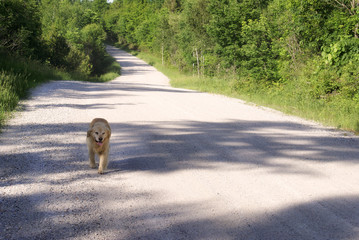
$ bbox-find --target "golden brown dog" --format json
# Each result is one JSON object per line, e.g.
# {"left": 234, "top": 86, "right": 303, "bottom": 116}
{"left": 86, "top": 118, "right": 111, "bottom": 174}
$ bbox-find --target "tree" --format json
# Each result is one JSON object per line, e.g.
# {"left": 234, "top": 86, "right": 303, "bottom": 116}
{"left": 92, "top": 0, "right": 109, "bottom": 15}
{"left": 181, "top": 0, "right": 211, "bottom": 76}
{"left": 81, "top": 23, "right": 107, "bottom": 75}
{"left": 241, "top": 17, "right": 279, "bottom": 82}
{"left": 0, "top": 0, "right": 44, "bottom": 58}
{"left": 327, "top": 0, "right": 359, "bottom": 38}
{"left": 40, "top": 0, "right": 108, "bottom": 76}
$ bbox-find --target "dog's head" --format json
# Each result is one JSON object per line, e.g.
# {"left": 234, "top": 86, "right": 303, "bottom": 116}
{"left": 88, "top": 122, "right": 111, "bottom": 146}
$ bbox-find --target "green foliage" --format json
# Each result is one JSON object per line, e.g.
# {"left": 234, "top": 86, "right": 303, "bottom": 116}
{"left": 81, "top": 23, "right": 107, "bottom": 75}
{"left": 40, "top": 0, "right": 108, "bottom": 76}
{"left": 1, "top": 0, "right": 359, "bottom": 132}
{"left": 0, "top": 0, "right": 44, "bottom": 58}
{"left": 104, "top": 0, "right": 359, "bottom": 132}
{"left": 36, "top": 0, "right": 113, "bottom": 76}
{"left": 0, "top": 71, "right": 23, "bottom": 112}
{"left": 0, "top": 0, "right": 120, "bottom": 128}
{"left": 92, "top": 0, "right": 109, "bottom": 15}
{"left": 0, "top": 49, "right": 65, "bottom": 126}
{"left": 322, "top": 37, "right": 359, "bottom": 67}
{"left": 240, "top": 17, "right": 279, "bottom": 83}
{"left": 45, "top": 28, "right": 70, "bottom": 68}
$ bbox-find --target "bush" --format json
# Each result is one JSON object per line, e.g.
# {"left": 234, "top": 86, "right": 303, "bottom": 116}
{"left": 81, "top": 23, "right": 107, "bottom": 75}
{"left": 0, "top": 0, "right": 44, "bottom": 59}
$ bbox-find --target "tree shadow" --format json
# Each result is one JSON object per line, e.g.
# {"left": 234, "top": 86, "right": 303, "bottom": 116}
{"left": 107, "top": 193, "right": 359, "bottom": 240}
{"left": 112, "top": 120, "right": 359, "bottom": 176}
{"left": 1, "top": 119, "right": 359, "bottom": 181}
{"left": 0, "top": 193, "right": 103, "bottom": 240}
{"left": 1, "top": 118, "right": 359, "bottom": 238}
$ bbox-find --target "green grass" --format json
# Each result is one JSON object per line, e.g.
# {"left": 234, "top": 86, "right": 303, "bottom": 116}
{"left": 0, "top": 50, "right": 121, "bottom": 129}
{"left": 133, "top": 50, "right": 238, "bottom": 96}
{"left": 0, "top": 51, "right": 65, "bottom": 127}
{"left": 128, "top": 49, "right": 359, "bottom": 134}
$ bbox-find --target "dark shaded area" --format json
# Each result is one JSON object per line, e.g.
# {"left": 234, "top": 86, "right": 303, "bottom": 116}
{"left": 108, "top": 194, "right": 359, "bottom": 240}
{"left": 114, "top": 120, "right": 359, "bottom": 175}
{"left": 1, "top": 118, "right": 359, "bottom": 239}
{"left": 2, "top": 119, "right": 358, "bottom": 178}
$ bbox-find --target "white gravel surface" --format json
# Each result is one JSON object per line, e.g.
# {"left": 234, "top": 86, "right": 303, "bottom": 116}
{"left": 1, "top": 45, "right": 359, "bottom": 239}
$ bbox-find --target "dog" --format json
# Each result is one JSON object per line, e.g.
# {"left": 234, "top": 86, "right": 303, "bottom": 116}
{"left": 86, "top": 118, "right": 111, "bottom": 174}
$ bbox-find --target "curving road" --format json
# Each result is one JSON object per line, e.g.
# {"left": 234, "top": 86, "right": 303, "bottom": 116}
{"left": 1, "top": 45, "right": 359, "bottom": 239}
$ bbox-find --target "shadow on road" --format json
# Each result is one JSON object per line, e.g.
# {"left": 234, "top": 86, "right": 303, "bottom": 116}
{"left": 2, "top": 120, "right": 358, "bottom": 179}
{"left": 113, "top": 121, "right": 359, "bottom": 175}
{"left": 1, "top": 119, "right": 359, "bottom": 239}
{"left": 109, "top": 192, "right": 359, "bottom": 240}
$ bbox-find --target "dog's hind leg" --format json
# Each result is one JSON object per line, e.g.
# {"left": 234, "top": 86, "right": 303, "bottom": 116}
{"left": 98, "top": 152, "right": 108, "bottom": 174}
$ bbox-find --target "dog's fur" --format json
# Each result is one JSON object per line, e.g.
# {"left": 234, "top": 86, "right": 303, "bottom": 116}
{"left": 86, "top": 118, "right": 111, "bottom": 174}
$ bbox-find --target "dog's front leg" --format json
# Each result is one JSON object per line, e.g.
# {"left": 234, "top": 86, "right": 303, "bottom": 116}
{"left": 88, "top": 149, "right": 96, "bottom": 169}
{"left": 98, "top": 152, "right": 108, "bottom": 174}
{"left": 87, "top": 137, "right": 96, "bottom": 169}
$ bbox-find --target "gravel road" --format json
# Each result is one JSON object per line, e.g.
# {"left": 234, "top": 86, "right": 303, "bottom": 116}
{"left": 1, "top": 45, "right": 359, "bottom": 239}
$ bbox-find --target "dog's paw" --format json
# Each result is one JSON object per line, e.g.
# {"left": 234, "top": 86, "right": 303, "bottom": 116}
{"left": 98, "top": 168, "right": 104, "bottom": 174}
{"left": 90, "top": 164, "right": 97, "bottom": 169}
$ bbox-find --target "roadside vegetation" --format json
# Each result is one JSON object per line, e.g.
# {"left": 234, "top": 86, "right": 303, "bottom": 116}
{"left": 2, "top": 0, "right": 359, "bottom": 133}
{"left": 0, "top": 0, "right": 120, "bottom": 127}
{"left": 105, "top": 0, "right": 359, "bottom": 133}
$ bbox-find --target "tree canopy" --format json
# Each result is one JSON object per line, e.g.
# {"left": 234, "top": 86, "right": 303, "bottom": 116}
{"left": 0, "top": 0, "right": 110, "bottom": 76}
{"left": 1, "top": 0, "right": 359, "bottom": 121}
{"left": 103, "top": 0, "right": 359, "bottom": 101}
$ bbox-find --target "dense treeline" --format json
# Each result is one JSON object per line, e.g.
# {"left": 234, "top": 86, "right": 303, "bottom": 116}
{"left": 105, "top": 0, "right": 359, "bottom": 91}
{"left": 1, "top": 0, "right": 110, "bottom": 76}
{"left": 105, "top": 0, "right": 359, "bottom": 131}
{"left": 1, "top": 0, "right": 359, "bottom": 130}
{"left": 0, "top": 0, "right": 120, "bottom": 125}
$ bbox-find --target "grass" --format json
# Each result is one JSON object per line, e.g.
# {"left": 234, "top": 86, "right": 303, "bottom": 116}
{"left": 131, "top": 50, "right": 238, "bottom": 96}
{"left": 0, "top": 50, "right": 120, "bottom": 129}
{"left": 125, "top": 48, "right": 359, "bottom": 134}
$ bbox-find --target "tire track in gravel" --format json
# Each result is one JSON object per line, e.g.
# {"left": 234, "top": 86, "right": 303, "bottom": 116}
{"left": 1, "top": 45, "right": 359, "bottom": 239}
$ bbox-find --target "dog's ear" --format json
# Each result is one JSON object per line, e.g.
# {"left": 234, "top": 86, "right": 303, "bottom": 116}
{"left": 87, "top": 128, "right": 92, "bottom": 137}
{"left": 106, "top": 127, "right": 111, "bottom": 138}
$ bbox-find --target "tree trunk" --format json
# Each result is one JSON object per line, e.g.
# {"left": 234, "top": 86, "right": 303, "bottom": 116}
{"left": 195, "top": 48, "right": 200, "bottom": 77}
